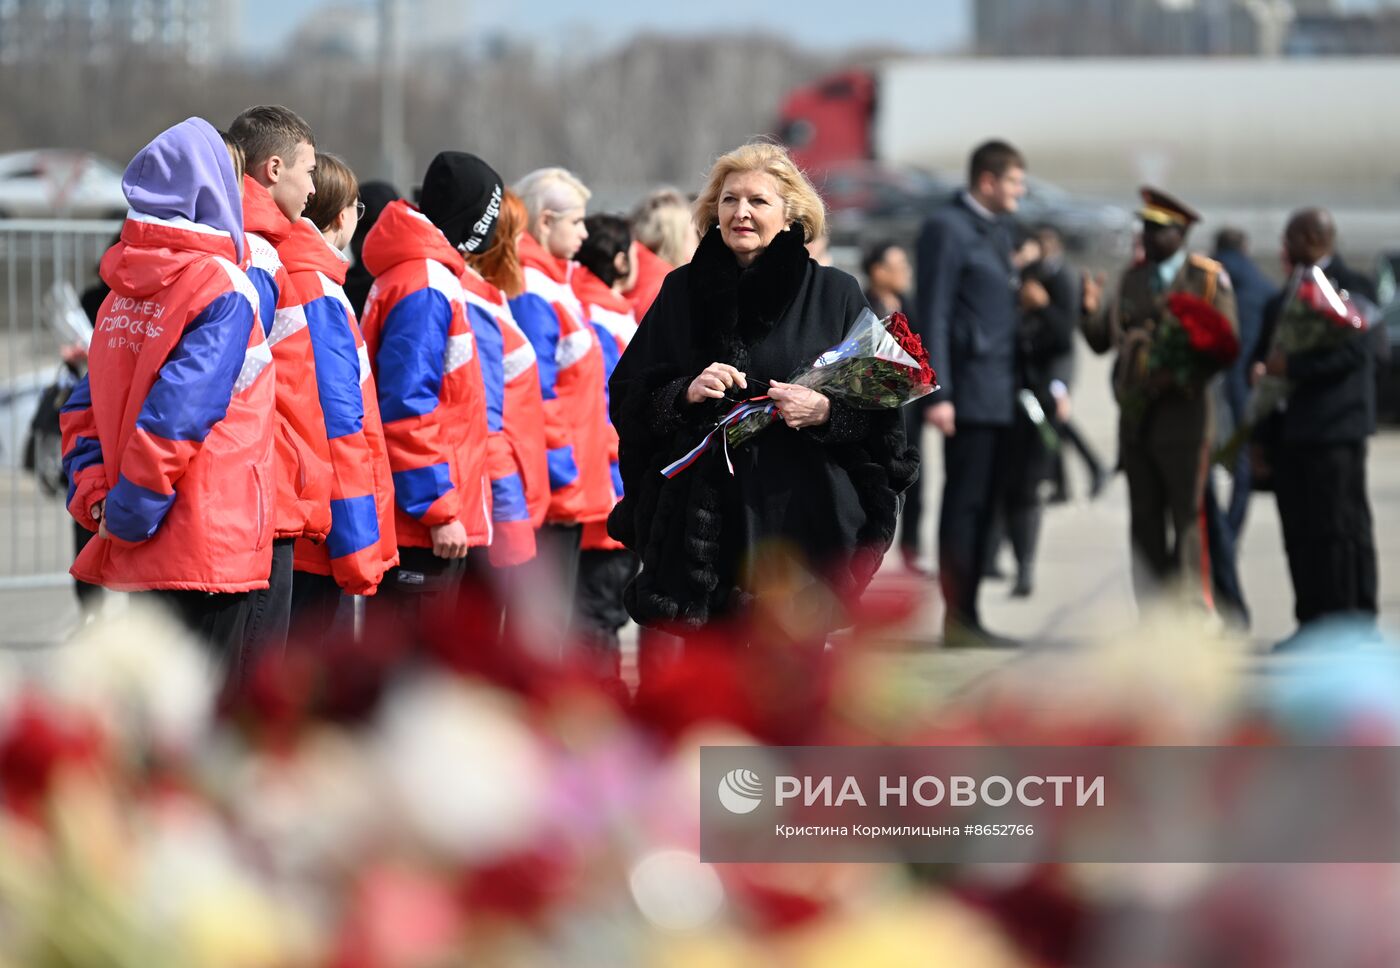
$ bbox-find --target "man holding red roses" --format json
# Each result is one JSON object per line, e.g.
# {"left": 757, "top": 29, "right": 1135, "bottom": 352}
{"left": 1084, "top": 187, "right": 1238, "bottom": 618}
{"left": 1252, "top": 208, "right": 1379, "bottom": 644}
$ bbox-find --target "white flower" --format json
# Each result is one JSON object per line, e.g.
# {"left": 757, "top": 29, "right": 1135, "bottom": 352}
{"left": 43, "top": 601, "right": 216, "bottom": 755}
{"left": 375, "top": 675, "right": 550, "bottom": 861}
{"left": 628, "top": 849, "right": 725, "bottom": 931}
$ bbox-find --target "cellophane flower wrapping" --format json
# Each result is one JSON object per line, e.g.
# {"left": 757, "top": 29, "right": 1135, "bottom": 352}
{"left": 725, "top": 309, "right": 937, "bottom": 451}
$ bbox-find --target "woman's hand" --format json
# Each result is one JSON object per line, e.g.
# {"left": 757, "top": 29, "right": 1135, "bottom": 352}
{"left": 686, "top": 362, "right": 747, "bottom": 404}
{"left": 768, "top": 381, "right": 830, "bottom": 429}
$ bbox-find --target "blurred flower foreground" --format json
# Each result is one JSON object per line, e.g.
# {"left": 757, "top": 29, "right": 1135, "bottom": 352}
{"left": 1, "top": 584, "right": 1398, "bottom": 968}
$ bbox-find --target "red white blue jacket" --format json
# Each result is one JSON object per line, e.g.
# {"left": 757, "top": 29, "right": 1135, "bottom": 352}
{"left": 462, "top": 268, "right": 550, "bottom": 566}
{"left": 61, "top": 214, "right": 276, "bottom": 591}
{"left": 624, "top": 242, "right": 674, "bottom": 321}
{"left": 572, "top": 265, "right": 638, "bottom": 551}
{"left": 281, "top": 217, "right": 399, "bottom": 594}
{"left": 243, "top": 175, "right": 333, "bottom": 543}
{"left": 360, "top": 201, "right": 493, "bottom": 550}
{"left": 509, "top": 232, "right": 612, "bottom": 525}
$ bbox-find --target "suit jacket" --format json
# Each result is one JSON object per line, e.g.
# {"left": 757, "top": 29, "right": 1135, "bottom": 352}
{"left": 1213, "top": 247, "right": 1279, "bottom": 424}
{"left": 1254, "top": 255, "right": 1377, "bottom": 445}
{"left": 915, "top": 193, "right": 1019, "bottom": 426}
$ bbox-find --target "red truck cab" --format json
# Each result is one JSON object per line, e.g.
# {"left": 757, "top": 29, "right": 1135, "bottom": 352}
{"left": 775, "top": 69, "right": 877, "bottom": 182}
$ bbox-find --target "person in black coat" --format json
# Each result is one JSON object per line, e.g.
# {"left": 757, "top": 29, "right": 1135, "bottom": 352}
{"left": 862, "top": 240, "right": 930, "bottom": 575}
{"left": 996, "top": 224, "right": 1081, "bottom": 597}
{"left": 343, "top": 180, "right": 400, "bottom": 319}
{"left": 607, "top": 142, "right": 917, "bottom": 655}
{"left": 1252, "top": 208, "right": 1379, "bottom": 641}
{"left": 916, "top": 141, "right": 1026, "bottom": 646}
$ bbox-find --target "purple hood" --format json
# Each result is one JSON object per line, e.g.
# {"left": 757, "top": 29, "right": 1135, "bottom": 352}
{"left": 121, "top": 117, "right": 244, "bottom": 262}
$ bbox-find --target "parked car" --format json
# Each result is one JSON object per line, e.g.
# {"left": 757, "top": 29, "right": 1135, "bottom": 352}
{"left": 816, "top": 162, "right": 1131, "bottom": 260}
{"left": 0, "top": 150, "right": 127, "bottom": 219}
{"left": 1016, "top": 175, "right": 1134, "bottom": 258}
{"left": 1373, "top": 249, "right": 1400, "bottom": 424}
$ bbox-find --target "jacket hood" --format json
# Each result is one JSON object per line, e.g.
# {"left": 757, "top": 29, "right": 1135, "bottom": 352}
{"left": 99, "top": 225, "right": 234, "bottom": 299}
{"left": 361, "top": 200, "right": 464, "bottom": 279}
{"left": 282, "top": 216, "right": 349, "bottom": 285}
{"left": 121, "top": 117, "right": 243, "bottom": 262}
{"left": 572, "top": 263, "right": 631, "bottom": 315}
{"left": 516, "top": 230, "right": 569, "bottom": 285}
{"left": 241, "top": 175, "right": 292, "bottom": 247}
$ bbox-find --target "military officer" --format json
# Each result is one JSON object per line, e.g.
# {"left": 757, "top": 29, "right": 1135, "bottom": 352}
{"left": 1084, "top": 187, "right": 1238, "bottom": 615}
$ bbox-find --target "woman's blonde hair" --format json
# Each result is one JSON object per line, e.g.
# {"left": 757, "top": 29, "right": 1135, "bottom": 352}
{"left": 693, "top": 141, "right": 825, "bottom": 243}
{"left": 303, "top": 152, "right": 358, "bottom": 233}
{"left": 513, "top": 167, "right": 591, "bottom": 225}
{"left": 466, "top": 189, "right": 527, "bottom": 298}
{"left": 631, "top": 187, "right": 693, "bottom": 267}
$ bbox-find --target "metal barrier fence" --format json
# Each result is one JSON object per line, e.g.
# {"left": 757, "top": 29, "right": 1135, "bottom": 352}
{"left": 0, "top": 219, "right": 122, "bottom": 588}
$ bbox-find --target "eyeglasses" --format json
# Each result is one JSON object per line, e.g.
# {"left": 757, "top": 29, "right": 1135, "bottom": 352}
{"left": 354, "top": 199, "right": 366, "bottom": 218}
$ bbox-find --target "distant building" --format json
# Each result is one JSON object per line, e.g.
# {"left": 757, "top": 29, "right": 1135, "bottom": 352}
{"left": 0, "top": 0, "right": 240, "bottom": 64}
{"left": 974, "top": 0, "right": 1296, "bottom": 57}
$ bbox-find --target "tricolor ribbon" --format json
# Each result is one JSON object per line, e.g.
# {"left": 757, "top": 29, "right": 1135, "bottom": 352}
{"left": 661, "top": 396, "right": 776, "bottom": 479}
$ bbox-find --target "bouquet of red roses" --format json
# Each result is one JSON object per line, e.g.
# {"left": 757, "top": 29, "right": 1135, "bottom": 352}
{"left": 1119, "top": 291, "right": 1238, "bottom": 429}
{"left": 1214, "top": 265, "right": 1370, "bottom": 466}
{"left": 1149, "top": 291, "right": 1240, "bottom": 386}
{"left": 661, "top": 310, "right": 936, "bottom": 478}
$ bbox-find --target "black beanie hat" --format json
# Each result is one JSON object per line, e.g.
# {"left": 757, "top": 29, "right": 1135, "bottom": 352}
{"left": 418, "top": 151, "right": 503, "bottom": 254}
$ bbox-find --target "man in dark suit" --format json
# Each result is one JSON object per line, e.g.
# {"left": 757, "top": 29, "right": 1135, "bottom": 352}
{"left": 1211, "top": 228, "right": 1279, "bottom": 539}
{"left": 1253, "top": 208, "right": 1379, "bottom": 642}
{"left": 916, "top": 141, "right": 1026, "bottom": 646}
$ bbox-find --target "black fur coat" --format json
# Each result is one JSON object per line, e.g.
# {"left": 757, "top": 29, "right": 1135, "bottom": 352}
{"left": 606, "top": 224, "right": 918, "bottom": 629}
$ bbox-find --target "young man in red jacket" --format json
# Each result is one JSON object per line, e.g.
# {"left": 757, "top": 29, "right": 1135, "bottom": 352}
{"left": 60, "top": 117, "right": 275, "bottom": 665}
{"left": 229, "top": 105, "right": 333, "bottom": 656}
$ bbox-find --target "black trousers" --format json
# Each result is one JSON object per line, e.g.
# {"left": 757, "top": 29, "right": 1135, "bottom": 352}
{"left": 576, "top": 548, "right": 638, "bottom": 655}
{"left": 289, "top": 570, "right": 351, "bottom": 645}
{"left": 1052, "top": 417, "right": 1105, "bottom": 497}
{"left": 939, "top": 423, "right": 1014, "bottom": 629}
{"left": 536, "top": 523, "right": 584, "bottom": 642}
{"left": 1273, "top": 440, "right": 1378, "bottom": 626}
{"left": 899, "top": 400, "right": 932, "bottom": 555}
{"left": 72, "top": 521, "right": 102, "bottom": 618}
{"left": 368, "top": 544, "right": 467, "bottom": 633}
{"left": 995, "top": 411, "right": 1053, "bottom": 582}
{"left": 147, "top": 588, "right": 253, "bottom": 677}
{"left": 243, "top": 538, "right": 294, "bottom": 672}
